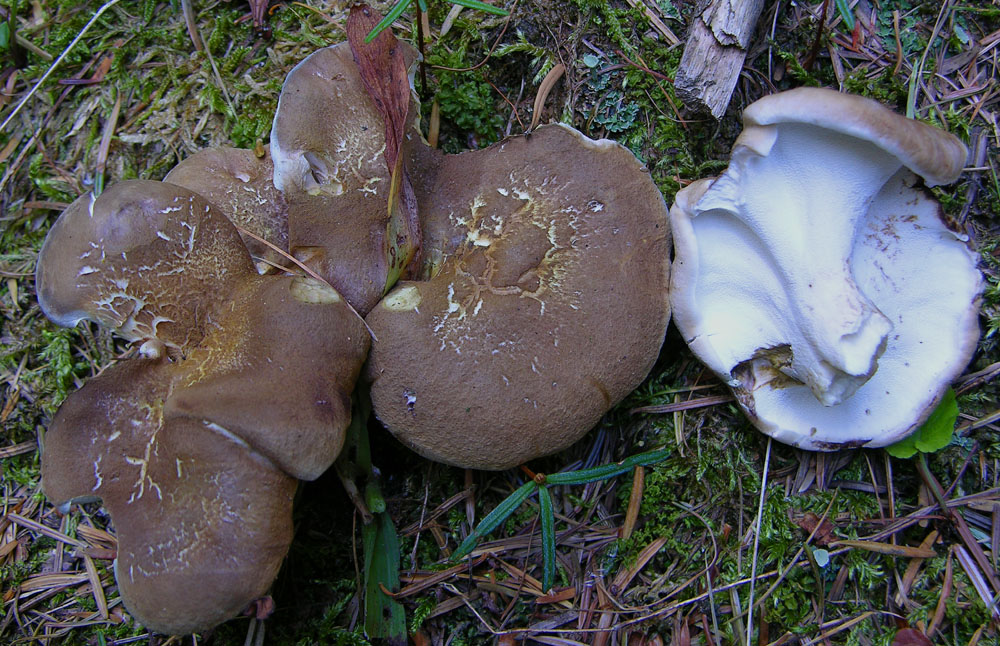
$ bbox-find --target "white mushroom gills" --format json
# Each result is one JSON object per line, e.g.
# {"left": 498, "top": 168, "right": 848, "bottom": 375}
{"left": 670, "top": 88, "right": 982, "bottom": 450}
{"left": 697, "top": 124, "right": 900, "bottom": 405}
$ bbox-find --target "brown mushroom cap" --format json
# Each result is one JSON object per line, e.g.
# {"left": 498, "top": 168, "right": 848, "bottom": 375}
{"left": 42, "top": 358, "right": 297, "bottom": 636}
{"left": 270, "top": 42, "right": 419, "bottom": 314}
{"left": 37, "top": 181, "right": 370, "bottom": 633}
{"left": 36, "top": 180, "right": 255, "bottom": 353}
{"left": 740, "top": 87, "right": 968, "bottom": 186}
{"left": 163, "top": 146, "right": 289, "bottom": 271}
{"left": 165, "top": 275, "right": 368, "bottom": 480}
{"left": 365, "top": 124, "right": 671, "bottom": 470}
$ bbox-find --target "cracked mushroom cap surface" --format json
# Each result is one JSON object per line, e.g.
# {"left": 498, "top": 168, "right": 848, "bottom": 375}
{"left": 42, "top": 358, "right": 297, "bottom": 636}
{"left": 270, "top": 41, "right": 420, "bottom": 315}
{"left": 365, "top": 124, "right": 671, "bottom": 470}
{"left": 38, "top": 181, "right": 370, "bottom": 633}
{"left": 669, "top": 88, "right": 981, "bottom": 450}
{"left": 163, "top": 145, "right": 289, "bottom": 272}
{"left": 35, "top": 180, "right": 255, "bottom": 353}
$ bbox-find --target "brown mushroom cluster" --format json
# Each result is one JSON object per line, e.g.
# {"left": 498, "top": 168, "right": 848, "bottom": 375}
{"left": 36, "top": 37, "right": 671, "bottom": 634}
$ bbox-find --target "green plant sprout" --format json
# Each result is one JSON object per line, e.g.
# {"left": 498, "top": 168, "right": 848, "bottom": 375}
{"left": 337, "top": 390, "right": 406, "bottom": 643}
{"left": 451, "top": 447, "right": 672, "bottom": 592}
{"left": 885, "top": 387, "right": 959, "bottom": 459}
{"left": 364, "top": 0, "right": 509, "bottom": 43}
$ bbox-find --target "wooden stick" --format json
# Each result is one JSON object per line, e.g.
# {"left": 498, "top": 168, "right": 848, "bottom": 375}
{"left": 675, "top": 0, "right": 766, "bottom": 118}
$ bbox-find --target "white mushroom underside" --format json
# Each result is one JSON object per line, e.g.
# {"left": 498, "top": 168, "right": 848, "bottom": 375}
{"left": 674, "top": 164, "right": 981, "bottom": 449}
{"left": 752, "top": 169, "right": 980, "bottom": 447}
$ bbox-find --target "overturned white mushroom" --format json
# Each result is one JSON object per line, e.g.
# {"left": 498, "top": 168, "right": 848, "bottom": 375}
{"left": 671, "top": 88, "right": 982, "bottom": 450}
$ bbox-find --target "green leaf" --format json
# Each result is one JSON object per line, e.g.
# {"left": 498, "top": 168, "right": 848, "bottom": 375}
{"left": 363, "top": 511, "right": 407, "bottom": 644}
{"left": 537, "top": 485, "right": 557, "bottom": 592}
{"left": 0, "top": 22, "right": 9, "bottom": 51}
{"left": 452, "top": 480, "right": 537, "bottom": 560}
{"left": 545, "top": 447, "right": 670, "bottom": 485}
{"left": 452, "top": 0, "right": 509, "bottom": 16}
{"left": 364, "top": 0, "right": 411, "bottom": 43}
{"left": 834, "top": 0, "right": 855, "bottom": 32}
{"left": 885, "top": 388, "right": 959, "bottom": 459}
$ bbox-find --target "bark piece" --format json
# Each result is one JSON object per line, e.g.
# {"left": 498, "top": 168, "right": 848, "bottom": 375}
{"left": 675, "top": 0, "right": 765, "bottom": 118}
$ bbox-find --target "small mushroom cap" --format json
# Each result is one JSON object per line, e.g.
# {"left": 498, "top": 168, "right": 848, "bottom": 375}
{"left": 36, "top": 181, "right": 255, "bottom": 352}
{"left": 42, "top": 358, "right": 296, "bottom": 636}
{"left": 366, "top": 124, "right": 671, "bottom": 469}
{"left": 740, "top": 87, "right": 968, "bottom": 186}
{"left": 163, "top": 146, "right": 289, "bottom": 270}
{"left": 165, "top": 275, "right": 370, "bottom": 480}
{"left": 270, "top": 42, "right": 420, "bottom": 314}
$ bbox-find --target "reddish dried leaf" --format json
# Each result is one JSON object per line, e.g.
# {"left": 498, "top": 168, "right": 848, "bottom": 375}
{"left": 346, "top": 3, "right": 410, "bottom": 174}
{"left": 346, "top": 4, "right": 422, "bottom": 289}
{"left": 536, "top": 586, "right": 576, "bottom": 604}
{"left": 892, "top": 627, "right": 933, "bottom": 646}
{"left": 794, "top": 511, "right": 837, "bottom": 546}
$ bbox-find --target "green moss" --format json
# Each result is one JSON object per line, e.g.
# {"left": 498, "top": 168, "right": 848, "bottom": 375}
{"left": 843, "top": 68, "right": 908, "bottom": 107}
{"left": 36, "top": 327, "right": 88, "bottom": 407}
{"left": 426, "top": 46, "right": 505, "bottom": 151}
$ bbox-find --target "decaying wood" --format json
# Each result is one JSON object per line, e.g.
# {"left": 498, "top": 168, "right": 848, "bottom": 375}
{"left": 675, "top": 0, "right": 765, "bottom": 118}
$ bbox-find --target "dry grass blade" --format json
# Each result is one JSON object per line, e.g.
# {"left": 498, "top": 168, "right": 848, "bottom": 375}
{"left": 954, "top": 545, "right": 1000, "bottom": 620}
{"left": 828, "top": 539, "right": 936, "bottom": 559}
{"left": 620, "top": 466, "right": 644, "bottom": 540}
{"left": 235, "top": 226, "right": 378, "bottom": 342}
{"left": 180, "top": 0, "right": 205, "bottom": 52}
{"left": 623, "top": 0, "right": 680, "bottom": 46}
{"left": 801, "top": 612, "right": 877, "bottom": 646}
{"left": 94, "top": 91, "right": 122, "bottom": 195}
{"left": 5, "top": 513, "right": 86, "bottom": 548}
{"left": 397, "top": 554, "right": 490, "bottom": 598}
{"left": 896, "top": 530, "right": 939, "bottom": 603}
{"left": 927, "top": 546, "right": 953, "bottom": 637}
{"left": 745, "top": 437, "right": 772, "bottom": 645}
{"left": 0, "top": 0, "right": 122, "bottom": 134}
{"left": 630, "top": 394, "right": 733, "bottom": 415}
{"left": 0, "top": 132, "right": 22, "bottom": 165}
{"left": 18, "top": 573, "right": 89, "bottom": 593}
{"left": 0, "top": 441, "right": 35, "bottom": 459}
{"left": 530, "top": 63, "right": 565, "bottom": 132}
{"left": 81, "top": 554, "right": 108, "bottom": 619}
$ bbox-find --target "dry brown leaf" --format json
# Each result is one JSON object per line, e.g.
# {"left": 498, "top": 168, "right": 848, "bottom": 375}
{"left": 794, "top": 511, "right": 837, "bottom": 546}
{"left": 830, "top": 539, "right": 935, "bottom": 559}
{"left": 346, "top": 3, "right": 422, "bottom": 286}
{"left": 530, "top": 63, "right": 565, "bottom": 132}
{"left": 892, "top": 627, "right": 933, "bottom": 646}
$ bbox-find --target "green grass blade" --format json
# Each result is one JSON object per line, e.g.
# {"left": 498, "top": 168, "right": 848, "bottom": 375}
{"left": 537, "top": 485, "right": 556, "bottom": 592}
{"left": 417, "top": 0, "right": 428, "bottom": 12}
{"left": 545, "top": 447, "right": 670, "bottom": 485}
{"left": 365, "top": 0, "right": 412, "bottom": 43}
{"left": 452, "top": 480, "right": 537, "bottom": 560}
{"left": 452, "top": 0, "right": 509, "bottom": 16}
{"left": 363, "top": 511, "right": 407, "bottom": 644}
{"left": 834, "top": 0, "right": 855, "bottom": 31}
